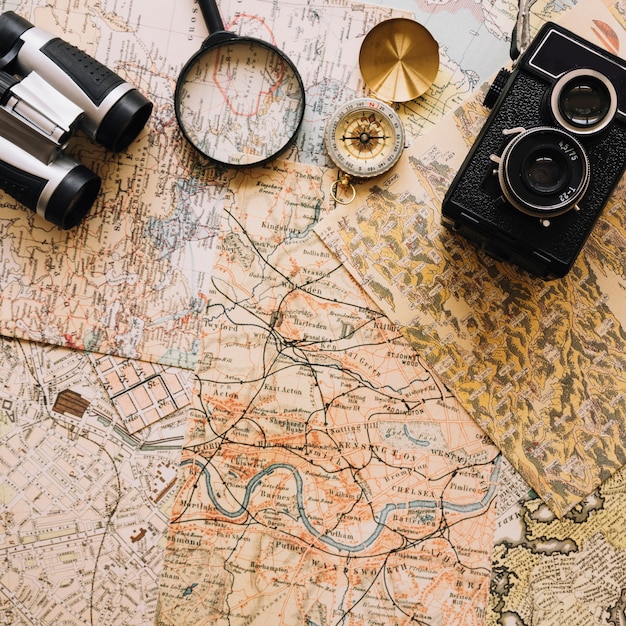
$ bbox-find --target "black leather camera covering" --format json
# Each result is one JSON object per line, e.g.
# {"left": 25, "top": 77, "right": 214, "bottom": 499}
{"left": 442, "top": 22, "right": 626, "bottom": 279}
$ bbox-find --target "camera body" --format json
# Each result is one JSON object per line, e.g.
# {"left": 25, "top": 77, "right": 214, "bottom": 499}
{"left": 442, "top": 22, "right": 626, "bottom": 279}
{"left": 0, "top": 11, "right": 153, "bottom": 229}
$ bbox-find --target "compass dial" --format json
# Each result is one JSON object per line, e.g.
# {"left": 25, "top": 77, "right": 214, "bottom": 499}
{"left": 324, "top": 98, "right": 405, "bottom": 178}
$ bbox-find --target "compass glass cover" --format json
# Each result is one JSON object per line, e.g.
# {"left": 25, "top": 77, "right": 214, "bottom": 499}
{"left": 325, "top": 99, "right": 404, "bottom": 177}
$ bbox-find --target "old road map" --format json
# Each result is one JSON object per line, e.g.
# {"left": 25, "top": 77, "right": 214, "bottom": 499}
{"left": 3, "top": 0, "right": 626, "bottom": 625}
{"left": 155, "top": 159, "right": 501, "bottom": 625}
{"left": 0, "top": 0, "right": 512, "bottom": 623}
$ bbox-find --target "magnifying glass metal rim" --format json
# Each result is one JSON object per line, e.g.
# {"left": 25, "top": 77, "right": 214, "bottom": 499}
{"left": 175, "top": 8, "right": 306, "bottom": 168}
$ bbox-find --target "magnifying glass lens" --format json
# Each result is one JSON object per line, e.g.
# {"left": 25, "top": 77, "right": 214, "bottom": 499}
{"left": 176, "top": 38, "right": 305, "bottom": 166}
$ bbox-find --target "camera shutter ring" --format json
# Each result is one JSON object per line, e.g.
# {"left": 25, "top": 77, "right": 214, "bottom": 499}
{"left": 497, "top": 126, "right": 590, "bottom": 219}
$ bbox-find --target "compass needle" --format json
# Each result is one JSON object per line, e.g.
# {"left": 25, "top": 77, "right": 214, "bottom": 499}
{"left": 324, "top": 97, "right": 404, "bottom": 179}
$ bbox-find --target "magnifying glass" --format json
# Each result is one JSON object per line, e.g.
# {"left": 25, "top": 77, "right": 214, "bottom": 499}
{"left": 175, "top": 0, "right": 306, "bottom": 167}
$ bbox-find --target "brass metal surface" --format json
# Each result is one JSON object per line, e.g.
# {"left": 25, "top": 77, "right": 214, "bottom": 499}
{"left": 359, "top": 18, "right": 439, "bottom": 102}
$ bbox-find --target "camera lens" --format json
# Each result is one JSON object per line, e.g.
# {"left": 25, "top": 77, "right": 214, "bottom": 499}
{"left": 551, "top": 69, "right": 617, "bottom": 134}
{"left": 523, "top": 150, "right": 568, "bottom": 194}
{"left": 560, "top": 79, "right": 610, "bottom": 126}
{"left": 498, "top": 126, "right": 590, "bottom": 218}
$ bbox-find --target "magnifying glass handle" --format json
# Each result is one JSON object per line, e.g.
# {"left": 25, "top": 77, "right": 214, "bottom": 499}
{"left": 198, "top": 0, "right": 225, "bottom": 34}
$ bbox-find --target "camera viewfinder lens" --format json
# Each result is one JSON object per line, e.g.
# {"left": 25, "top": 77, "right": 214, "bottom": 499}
{"left": 551, "top": 69, "right": 617, "bottom": 134}
{"left": 560, "top": 77, "right": 611, "bottom": 128}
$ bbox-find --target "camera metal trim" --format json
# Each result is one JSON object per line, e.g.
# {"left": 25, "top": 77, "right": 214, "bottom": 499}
{"left": 494, "top": 125, "right": 590, "bottom": 222}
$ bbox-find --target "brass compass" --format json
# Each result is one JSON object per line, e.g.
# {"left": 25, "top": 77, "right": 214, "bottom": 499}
{"left": 324, "top": 98, "right": 405, "bottom": 201}
{"left": 325, "top": 18, "right": 439, "bottom": 204}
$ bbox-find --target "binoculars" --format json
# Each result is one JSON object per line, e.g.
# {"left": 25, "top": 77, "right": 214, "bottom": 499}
{"left": 0, "top": 11, "right": 153, "bottom": 229}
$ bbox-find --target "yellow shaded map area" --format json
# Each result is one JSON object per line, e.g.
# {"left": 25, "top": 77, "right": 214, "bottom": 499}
{"left": 316, "top": 2, "right": 626, "bottom": 518}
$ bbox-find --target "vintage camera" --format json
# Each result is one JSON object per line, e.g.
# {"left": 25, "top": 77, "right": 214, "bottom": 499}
{"left": 442, "top": 22, "right": 626, "bottom": 279}
{"left": 0, "top": 11, "right": 153, "bottom": 229}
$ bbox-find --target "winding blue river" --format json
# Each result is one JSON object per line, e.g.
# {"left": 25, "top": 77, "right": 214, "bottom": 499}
{"left": 182, "top": 455, "right": 501, "bottom": 553}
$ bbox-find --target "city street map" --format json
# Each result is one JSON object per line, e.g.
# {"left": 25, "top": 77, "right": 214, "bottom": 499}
{"left": 155, "top": 158, "right": 501, "bottom": 625}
